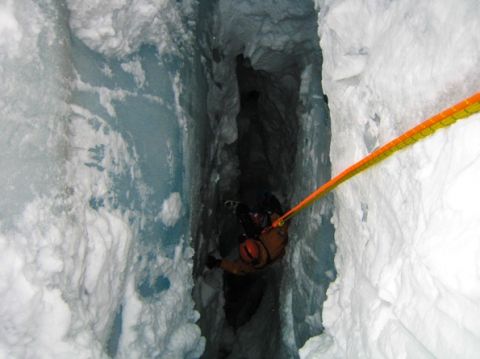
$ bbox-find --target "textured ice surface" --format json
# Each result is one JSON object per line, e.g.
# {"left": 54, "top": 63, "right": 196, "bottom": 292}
{"left": 301, "top": 0, "right": 480, "bottom": 357}
{"left": 66, "top": 0, "right": 196, "bottom": 56}
{"left": 280, "top": 63, "right": 335, "bottom": 356}
{"left": 0, "top": 0, "right": 205, "bottom": 358}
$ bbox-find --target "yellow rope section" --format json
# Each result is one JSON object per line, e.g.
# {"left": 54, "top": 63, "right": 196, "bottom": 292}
{"left": 273, "top": 92, "right": 480, "bottom": 228}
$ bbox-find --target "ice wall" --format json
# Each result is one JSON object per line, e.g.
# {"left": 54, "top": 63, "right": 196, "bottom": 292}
{"left": 280, "top": 63, "right": 336, "bottom": 357}
{"left": 0, "top": 0, "right": 207, "bottom": 357}
{"left": 301, "top": 0, "right": 480, "bottom": 357}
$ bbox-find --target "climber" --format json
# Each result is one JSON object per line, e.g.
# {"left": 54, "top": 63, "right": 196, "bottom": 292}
{"left": 206, "top": 193, "right": 289, "bottom": 275}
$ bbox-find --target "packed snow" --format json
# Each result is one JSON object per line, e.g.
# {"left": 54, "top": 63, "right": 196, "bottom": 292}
{"left": 301, "top": 0, "right": 480, "bottom": 357}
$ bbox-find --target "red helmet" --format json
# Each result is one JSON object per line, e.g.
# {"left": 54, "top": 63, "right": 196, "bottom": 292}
{"left": 239, "top": 239, "right": 260, "bottom": 264}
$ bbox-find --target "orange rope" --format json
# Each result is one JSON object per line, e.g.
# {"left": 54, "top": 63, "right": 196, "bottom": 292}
{"left": 273, "top": 92, "right": 480, "bottom": 227}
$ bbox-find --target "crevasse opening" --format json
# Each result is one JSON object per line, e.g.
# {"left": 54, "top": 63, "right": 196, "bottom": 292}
{"left": 234, "top": 54, "right": 300, "bottom": 200}
{"left": 192, "top": 0, "right": 336, "bottom": 357}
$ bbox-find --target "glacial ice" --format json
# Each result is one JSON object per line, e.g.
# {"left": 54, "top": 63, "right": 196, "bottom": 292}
{"left": 1, "top": 0, "right": 205, "bottom": 357}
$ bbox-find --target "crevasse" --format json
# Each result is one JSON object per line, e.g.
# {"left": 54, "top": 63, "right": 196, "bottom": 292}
{"left": 1, "top": 0, "right": 480, "bottom": 358}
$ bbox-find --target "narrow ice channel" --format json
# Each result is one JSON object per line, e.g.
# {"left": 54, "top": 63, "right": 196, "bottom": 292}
{"left": 191, "top": 0, "right": 336, "bottom": 357}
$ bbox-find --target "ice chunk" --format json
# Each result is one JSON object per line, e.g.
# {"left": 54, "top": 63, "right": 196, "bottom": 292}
{"left": 121, "top": 58, "right": 146, "bottom": 88}
{"left": 158, "top": 192, "right": 183, "bottom": 227}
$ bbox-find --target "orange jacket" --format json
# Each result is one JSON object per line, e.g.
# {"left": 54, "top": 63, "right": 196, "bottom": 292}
{"left": 220, "top": 213, "right": 289, "bottom": 275}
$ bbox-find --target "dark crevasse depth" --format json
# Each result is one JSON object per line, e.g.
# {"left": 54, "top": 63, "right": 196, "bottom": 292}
{"left": 191, "top": 0, "right": 336, "bottom": 358}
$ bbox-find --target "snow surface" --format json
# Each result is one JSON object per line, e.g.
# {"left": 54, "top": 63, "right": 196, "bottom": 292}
{"left": 301, "top": 0, "right": 480, "bottom": 357}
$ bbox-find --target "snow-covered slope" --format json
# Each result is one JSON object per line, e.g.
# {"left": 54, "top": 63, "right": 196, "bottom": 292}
{"left": 301, "top": 0, "right": 480, "bottom": 357}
